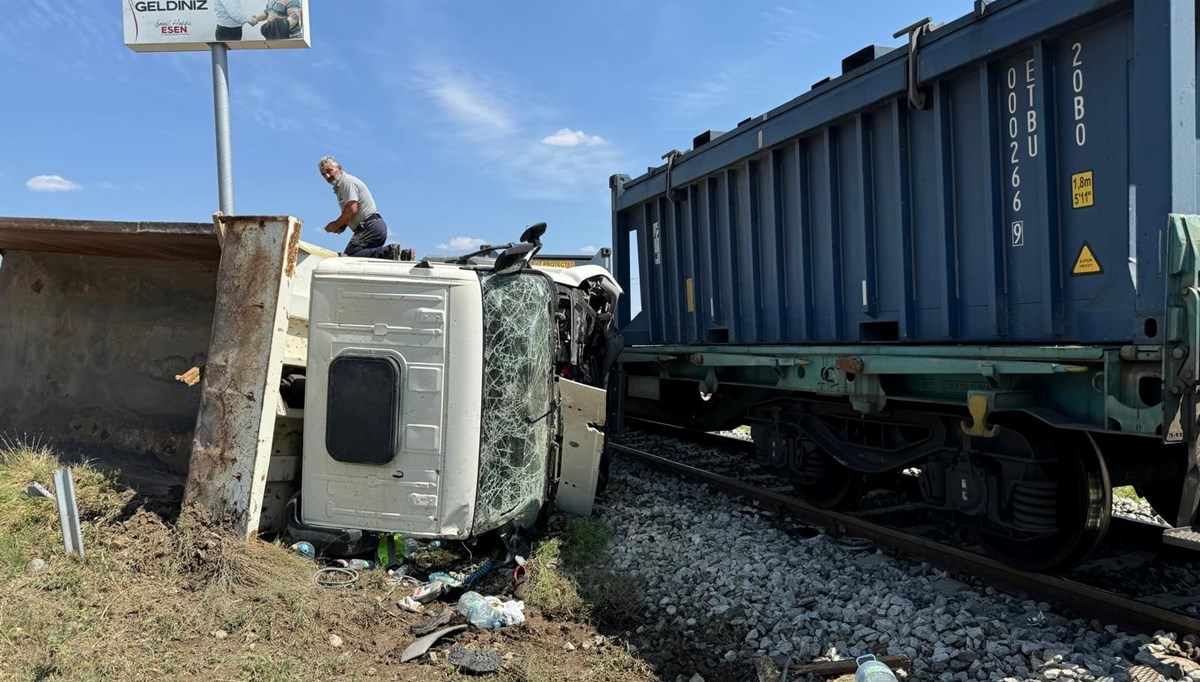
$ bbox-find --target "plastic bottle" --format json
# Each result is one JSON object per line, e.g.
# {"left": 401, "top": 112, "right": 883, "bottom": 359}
{"left": 855, "top": 655, "right": 899, "bottom": 682}
{"left": 289, "top": 541, "right": 315, "bottom": 560}
{"left": 457, "top": 591, "right": 502, "bottom": 629}
{"left": 427, "top": 540, "right": 444, "bottom": 550}
{"left": 401, "top": 537, "right": 419, "bottom": 556}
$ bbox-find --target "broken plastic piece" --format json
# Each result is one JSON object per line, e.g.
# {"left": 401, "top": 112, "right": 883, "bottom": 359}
{"left": 25, "top": 482, "right": 52, "bottom": 499}
{"left": 401, "top": 624, "right": 467, "bottom": 664}
{"left": 397, "top": 596, "right": 424, "bottom": 613}
{"left": 412, "top": 580, "right": 446, "bottom": 603}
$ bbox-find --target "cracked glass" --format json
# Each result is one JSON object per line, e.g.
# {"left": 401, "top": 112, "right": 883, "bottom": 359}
{"left": 472, "top": 271, "right": 554, "bottom": 533}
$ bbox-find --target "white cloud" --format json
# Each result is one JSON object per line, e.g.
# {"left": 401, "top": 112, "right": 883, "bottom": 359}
{"left": 429, "top": 80, "right": 514, "bottom": 135}
{"left": 409, "top": 61, "right": 621, "bottom": 201}
{"left": 542, "top": 128, "right": 606, "bottom": 147}
{"left": 580, "top": 245, "right": 598, "bottom": 255}
{"left": 26, "top": 175, "right": 81, "bottom": 193}
{"left": 437, "top": 236, "right": 489, "bottom": 251}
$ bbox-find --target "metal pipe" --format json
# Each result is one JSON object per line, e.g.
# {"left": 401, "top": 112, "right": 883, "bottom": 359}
{"left": 211, "top": 42, "right": 234, "bottom": 215}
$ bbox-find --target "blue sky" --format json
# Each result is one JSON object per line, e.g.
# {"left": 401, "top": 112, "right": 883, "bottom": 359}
{"left": 1, "top": 0, "right": 972, "bottom": 259}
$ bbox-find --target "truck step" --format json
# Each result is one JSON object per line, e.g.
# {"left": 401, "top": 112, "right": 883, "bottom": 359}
{"left": 1162, "top": 526, "right": 1200, "bottom": 551}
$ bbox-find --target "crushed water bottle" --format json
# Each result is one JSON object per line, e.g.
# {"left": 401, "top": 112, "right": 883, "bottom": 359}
{"left": 457, "top": 591, "right": 502, "bottom": 629}
{"left": 289, "top": 541, "right": 315, "bottom": 560}
{"left": 456, "top": 591, "right": 526, "bottom": 629}
{"left": 855, "top": 654, "right": 899, "bottom": 682}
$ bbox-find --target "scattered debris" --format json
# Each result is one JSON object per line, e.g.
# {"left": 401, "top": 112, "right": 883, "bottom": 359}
{"left": 412, "top": 580, "right": 445, "bottom": 603}
{"left": 213, "top": 630, "right": 228, "bottom": 640}
{"left": 400, "top": 624, "right": 467, "bottom": 663}
{"left": 397, "top": 596, "right": 424, "bottom": 613}
{"left": 853, "top": 654, "right": 902, "bottom": 681}
{"left": 834, "top": 536, "right": 873, "bottom": 552}
{"left": 447, "top": 646, "right": 503, "bottom": 674}
{"left": 313, "top": 566, "right": 359, "bottom": 589}
{"left": 1171, "top": 634, "right": 1200, "bottom": 663}
{"left": 786, "top": 654, "right": 911, "bottom": 677}
{"left": 329, "top": 633, "right": 343, "bottom": 648}
{"left": 26, "top": 558, "right": 48, "bottom": 574}
{"left": 410, "top": 607, "right": 454, "bottom": 636}
{"left": 754, "top": 655, "right": 781, "bottom": 682}
{"left": 174, "top": 366, "right": 202, "bottom": 387}
{"left": 289, "top": 541, "right": 315, "bottom": 559}
{"left": 458, "top": 591, "right": 526, "bottom": 629}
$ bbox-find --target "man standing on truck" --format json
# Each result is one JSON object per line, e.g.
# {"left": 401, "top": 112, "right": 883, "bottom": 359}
{"left": 318, "top": 156, "right": 403, "bottom": 260}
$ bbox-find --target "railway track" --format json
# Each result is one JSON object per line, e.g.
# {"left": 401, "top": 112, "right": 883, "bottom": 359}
{"left": 612, "top": 418, "right": 1200, "bottom": 638}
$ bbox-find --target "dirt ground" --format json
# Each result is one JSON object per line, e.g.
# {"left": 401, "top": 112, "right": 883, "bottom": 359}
{"left": 0, "top": 444, "right": 657, "bottom": 682}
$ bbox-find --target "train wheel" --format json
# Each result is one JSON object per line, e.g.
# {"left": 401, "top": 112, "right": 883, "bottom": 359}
{"left": 973, "top": 434, "right": 1111, "bottom": 572}
{"left": 791, "top": 441, "right": 864, "bottom": 510}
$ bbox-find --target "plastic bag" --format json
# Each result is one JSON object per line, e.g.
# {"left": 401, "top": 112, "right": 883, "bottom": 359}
{"left": 457, "top": 591, "right": 526, "bottom": 629}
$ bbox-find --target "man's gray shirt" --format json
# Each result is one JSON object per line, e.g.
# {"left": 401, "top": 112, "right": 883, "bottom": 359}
{"left": 332, "top": 173, "right": 378, "bottom": 231}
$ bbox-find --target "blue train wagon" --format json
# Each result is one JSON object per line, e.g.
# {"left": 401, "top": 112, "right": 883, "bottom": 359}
{"left": 610, "top": 0, "right": 1200, "bottom": 571}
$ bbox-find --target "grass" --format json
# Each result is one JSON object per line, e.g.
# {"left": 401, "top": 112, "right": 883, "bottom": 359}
{"left": 1113, "top": 485, "right": 1147, "bottom": 503}
{"left": 0, "top": 442, "right": 354, "bottom": 680}
{"left": 559, "top": 516, "right": 613, "bottom": 569}
{"left": 525, "top": 517, "right": 641, "bottom": 631}
{"left": 0, "top": 442, "right": 657, "bottom": 681}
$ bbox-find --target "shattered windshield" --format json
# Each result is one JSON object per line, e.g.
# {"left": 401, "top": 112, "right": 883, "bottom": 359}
{"left": 472, "top": 271, "right": 554, "bottom": 532}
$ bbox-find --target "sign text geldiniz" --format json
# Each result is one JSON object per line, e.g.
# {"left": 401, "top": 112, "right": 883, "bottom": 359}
{"left": 123, "top": 0, "right": 311, "bottom": 52}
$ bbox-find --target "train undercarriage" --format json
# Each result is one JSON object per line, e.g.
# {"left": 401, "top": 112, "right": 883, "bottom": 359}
{"left": 618, "top": 343, "right": 1200, "bottom": 573}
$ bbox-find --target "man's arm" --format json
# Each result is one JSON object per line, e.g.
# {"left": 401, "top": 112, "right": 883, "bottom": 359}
{"left": 325, "top": 201, "right": 358, "bottom": 233}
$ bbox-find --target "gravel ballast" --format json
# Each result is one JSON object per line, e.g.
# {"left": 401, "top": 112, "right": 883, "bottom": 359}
{"left": 597, "top": 455, "right": 1197, "bottom": 682}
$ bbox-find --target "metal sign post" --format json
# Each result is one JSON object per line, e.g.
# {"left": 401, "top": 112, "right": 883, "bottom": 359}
{"left": 211, "top": 42, "right": 234, "bottom": 215}
{"left": 122, "top": 1, "right": 312, "bottom": 215}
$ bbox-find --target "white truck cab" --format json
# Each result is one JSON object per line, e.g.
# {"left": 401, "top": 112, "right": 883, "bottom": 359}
{"left": 291, "top": 224, "right": 622, "bottom": 547}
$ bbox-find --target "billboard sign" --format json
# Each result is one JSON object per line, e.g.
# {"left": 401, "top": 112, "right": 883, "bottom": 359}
{"left": 123, "top": 0, "right": 311, "bottom": 52}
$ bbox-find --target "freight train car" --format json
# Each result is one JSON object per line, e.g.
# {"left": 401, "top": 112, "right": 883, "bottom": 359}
{"left": 609, "top": 0, "right": 1200, "bottom": 571}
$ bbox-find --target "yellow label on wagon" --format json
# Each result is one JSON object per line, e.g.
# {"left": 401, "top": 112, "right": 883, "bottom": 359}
{"left": 533, "top": 260, "right": 577, "bottom": 269}
{"left": 686, "top": 278, "right": 695, "bottom": 313}
{"left": 1071, "top": 171, "right": 1094, "bottom": 209}
{"left": 1072, "top": 242, "right": 1102, "bottom": 275}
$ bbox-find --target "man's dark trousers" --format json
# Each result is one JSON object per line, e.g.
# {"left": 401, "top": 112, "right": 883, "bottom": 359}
{"left": 343, "top": 215, "right": 392, "bottom": 258}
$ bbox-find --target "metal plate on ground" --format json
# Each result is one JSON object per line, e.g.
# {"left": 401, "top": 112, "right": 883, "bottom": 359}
{"left": 1162, "top": 526, "right": 1200, "bottom": 550}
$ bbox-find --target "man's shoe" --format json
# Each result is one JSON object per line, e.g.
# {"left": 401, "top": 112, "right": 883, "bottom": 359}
{"left": 385, "top": 244, "right": 402, "bottom": 260}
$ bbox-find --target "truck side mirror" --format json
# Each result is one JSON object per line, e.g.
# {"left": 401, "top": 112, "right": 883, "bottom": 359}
{"left": 519, "top": 222, "right": 547, "bottom": 245}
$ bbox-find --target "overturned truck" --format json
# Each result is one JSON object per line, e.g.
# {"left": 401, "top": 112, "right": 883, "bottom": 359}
{"left": 0, "top": 215, "right": 622, "bottom": 549}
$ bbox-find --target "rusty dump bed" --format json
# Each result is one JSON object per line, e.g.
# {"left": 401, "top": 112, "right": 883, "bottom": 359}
{"left": 0, "top": 217, "right": 222, "bottom": 262}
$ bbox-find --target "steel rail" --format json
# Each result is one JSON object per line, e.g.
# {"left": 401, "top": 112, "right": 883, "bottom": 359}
{"left": 609, "top": 441, "right": 1200, "bottom": 637}
{"left": 623, "top": 417, "right": 757, "bottom": 455}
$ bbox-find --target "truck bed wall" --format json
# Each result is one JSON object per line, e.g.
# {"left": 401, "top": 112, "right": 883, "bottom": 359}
{"left": 0, "top": 241, "right": 219, "bottom": 495}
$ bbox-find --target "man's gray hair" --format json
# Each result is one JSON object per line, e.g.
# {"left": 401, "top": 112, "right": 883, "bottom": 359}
{"left": 317, "top": 155, "right": 341, "bottom": 171}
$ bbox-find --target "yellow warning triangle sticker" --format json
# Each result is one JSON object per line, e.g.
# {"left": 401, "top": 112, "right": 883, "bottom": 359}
{"left": 1072, "top": 242, "right": 1102, "bottom": 275}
